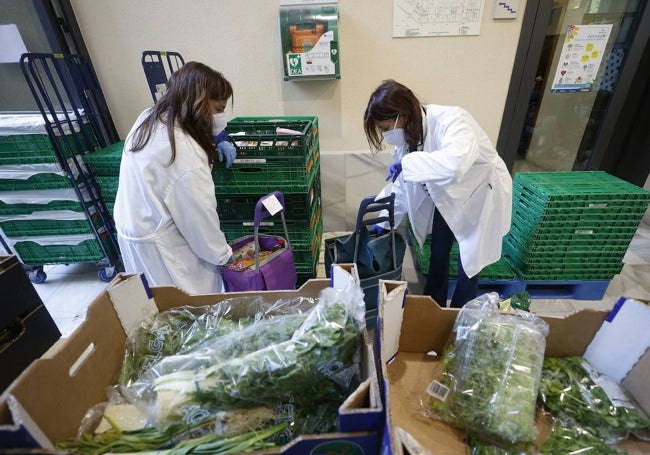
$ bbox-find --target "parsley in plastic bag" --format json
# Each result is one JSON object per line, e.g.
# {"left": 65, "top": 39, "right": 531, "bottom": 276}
{"left": 428, "top": 293, "right": 549, "bottom": 451}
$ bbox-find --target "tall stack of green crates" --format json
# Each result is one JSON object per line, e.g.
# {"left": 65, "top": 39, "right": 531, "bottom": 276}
{"left": 504, "top": 171, "right": 650, "bottom": 281}
{"left": 0, "top": 114, "right": 116, "bottom": 282}
{"left": 83, "top": 141, "right": 124, "bottom": 217}
{"left": 215, "top": 116, "right": 322, "bottom": 285}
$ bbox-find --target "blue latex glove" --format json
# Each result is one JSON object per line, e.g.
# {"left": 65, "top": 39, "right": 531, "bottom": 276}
{"left": 217, "top": 140, "right": 237, "bottom": 168}
{"left": 368, "top": 224, "right": 389, "bottom": 237}
{"left": 386, "top": 160, "right": 403, "bottom": 182}
{"left": 214, "top": 130, "right": 229, "bottom": 144}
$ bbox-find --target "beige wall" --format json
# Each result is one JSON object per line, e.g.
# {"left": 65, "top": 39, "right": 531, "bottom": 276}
{"left": 70, "top": 0, "right": 527, "bottom": 152}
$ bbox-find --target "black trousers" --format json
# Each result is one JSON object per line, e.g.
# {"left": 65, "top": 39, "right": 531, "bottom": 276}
{"left": 423, "top": 208, "right": 479, "bottom": 308}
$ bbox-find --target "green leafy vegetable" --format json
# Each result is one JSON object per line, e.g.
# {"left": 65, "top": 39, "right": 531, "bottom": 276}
{"left": 56, "top": 417, "right": 288, "bottom": 454}
{"left": 123, "top": 286, "right": 366, "bottom": 436}
{"left": 429, "top": 294, "right": 548, "bottom": 450}
{"left": 539, "top": 357, "right": 650, "bottom": 443}
{"left": 540, "top": 417, "right": 625, "bottom": 454}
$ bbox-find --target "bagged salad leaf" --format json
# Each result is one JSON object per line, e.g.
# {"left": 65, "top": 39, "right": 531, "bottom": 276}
{"left": 118, "top": 294, "right": 317, "bottom": 386}
{"left": 121, "top": 282, "right": 367, "bottom": 436}
{"left": 427, "top": 292, "right": 549, "bottom": 450}
{"left": 539, "top": 356, "right": 650, "bottom": 443}
{"left": 540, "top": 417, "right": 626, "bottom": 455}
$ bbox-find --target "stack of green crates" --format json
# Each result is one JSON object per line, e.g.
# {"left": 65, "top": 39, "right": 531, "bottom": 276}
{"left": 504, "top": 171, "right": 650, "bottom": 281}
{"left": 83, "top": 140, "right": 124, "bottom": 216}
{"left": 215, "top": 116, "right": 322, "bottom": 285}
{"left": 0, "top": 115, "right": 116, "bottom": 265}
{"left": 407, "top": 219, "right": 516, "bottom": 280}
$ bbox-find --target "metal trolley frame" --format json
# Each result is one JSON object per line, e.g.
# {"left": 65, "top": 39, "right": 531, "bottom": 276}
{"left": 15, "top": 52, "right": 122, "bottom": 282}
{"left": 141, "top": 51, "right": 185, "bottom": 103}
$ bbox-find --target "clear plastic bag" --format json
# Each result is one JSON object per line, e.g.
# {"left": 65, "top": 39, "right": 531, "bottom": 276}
{"left": 426, "top": 292, "right": 549, "bottom": 450}
{"left": 120, "top": 282, "right": 366, "bottom": 435}
{"left": 540, "top": 416, "right": 626, "bottom": 454}
{"left": 539, "top": 356, "right": 650, "bottom": 444}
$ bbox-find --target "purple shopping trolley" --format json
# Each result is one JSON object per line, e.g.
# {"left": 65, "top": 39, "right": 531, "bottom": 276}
{"left": 222, "top": 191, "right": 297, "bottom": 292}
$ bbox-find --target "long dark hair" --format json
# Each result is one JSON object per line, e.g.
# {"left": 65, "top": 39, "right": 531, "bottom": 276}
{"left": 130, "top": 61, "right": 233, "bottom": 165}
{"left": 363, "top": 79, "right": 423, "bottom": 153}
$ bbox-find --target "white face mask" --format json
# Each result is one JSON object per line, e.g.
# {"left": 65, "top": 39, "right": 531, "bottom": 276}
{"left": 212, "top": 113, "right": 228, "bottom": 135}
{"left": 382, "top": 114, "right": 407, "bottom": 147}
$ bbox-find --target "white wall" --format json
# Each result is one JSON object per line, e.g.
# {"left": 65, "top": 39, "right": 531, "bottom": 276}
{"left": 70, "top": 0, "right": 527, "bottom": 152}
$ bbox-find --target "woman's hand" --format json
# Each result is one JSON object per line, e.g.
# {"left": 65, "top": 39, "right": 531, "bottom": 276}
{"left": 386, "top": 160, "right": 402, "bottom": 182}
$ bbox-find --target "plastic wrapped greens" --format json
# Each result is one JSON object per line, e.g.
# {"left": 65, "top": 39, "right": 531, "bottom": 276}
{"left": 539, "top": 417, "right": 626, "bottom": 454}
{"left": 427, "top": 293, "right": 549, "bottom": 450}
{"left": 117, "top": 294, "right": 317, "bottom": 386}
{"left": 539, "top": 356, "right": 650, "bottom": 444}
{"left": 121, "top": 282, "right": 367, "bottom": 436}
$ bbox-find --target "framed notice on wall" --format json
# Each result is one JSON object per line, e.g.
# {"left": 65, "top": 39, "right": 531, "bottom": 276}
{"left": 550, "top": 24, "right": 613, "bottom": 93}
{"left": 393, "top": 0, "right": 485, "bottom": 37}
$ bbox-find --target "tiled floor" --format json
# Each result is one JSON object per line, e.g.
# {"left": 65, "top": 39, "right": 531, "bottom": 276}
{"left": 32, "top": 151, "right": 650, "bottom": 337}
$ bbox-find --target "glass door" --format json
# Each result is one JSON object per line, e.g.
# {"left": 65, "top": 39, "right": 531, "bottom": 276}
{"left": 510, "top": 0, "right": 646, "bottom": 173}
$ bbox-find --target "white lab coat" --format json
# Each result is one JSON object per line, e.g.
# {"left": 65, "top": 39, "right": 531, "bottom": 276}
{"left": 387, "top": 104, "right": 512, "bottom": 278}
{"left": 113, "top": 110, "right": 233, "bottom": 294}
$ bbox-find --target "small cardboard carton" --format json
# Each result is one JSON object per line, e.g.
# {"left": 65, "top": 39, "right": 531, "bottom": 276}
{"left": 0, "top": 272, "right": 383, "bottom": 453}
{"left": 0, "top": 255, "right": 60, "bottom": 393}
{"left": 376, "top": 280, "right": 650, "bottom": 455}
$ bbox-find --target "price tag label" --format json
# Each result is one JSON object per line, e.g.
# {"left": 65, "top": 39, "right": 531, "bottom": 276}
{"left": 262, "top": 194, "right": 283, "bottom": 215}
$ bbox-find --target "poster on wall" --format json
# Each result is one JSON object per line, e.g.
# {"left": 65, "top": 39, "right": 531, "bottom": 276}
{"left": 550, "top": 24, "right": 613, "bottom": 93}
{"left": 393, "top": 0, "right": 485, "bottom": 37}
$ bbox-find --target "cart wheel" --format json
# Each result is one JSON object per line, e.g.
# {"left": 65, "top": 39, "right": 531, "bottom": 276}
{"left": 29, "top": 269, "right": 47, "bottom": 284}
{"left": 98, "top": 267, "right": 117, "bottom": 282}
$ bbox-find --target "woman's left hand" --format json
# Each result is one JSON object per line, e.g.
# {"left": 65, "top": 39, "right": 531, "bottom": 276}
{"left": 386, "top": 160, "right": 402, "bottom": 182}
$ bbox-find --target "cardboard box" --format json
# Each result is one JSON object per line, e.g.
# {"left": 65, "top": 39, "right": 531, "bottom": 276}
{"left": 582, "top": 296, "right": 650, "bottom": 417}
{"left": 0, "top": 255, "right": 60, "bottom": 392}
{"left": 377, "top": 280, "right": 650, "bottom": 455}
{"left": 0, "top": 273, "right": 383, "bottom": 453}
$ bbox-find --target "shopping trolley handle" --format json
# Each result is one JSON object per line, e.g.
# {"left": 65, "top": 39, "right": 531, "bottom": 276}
{"left": 253, "top": 191, "right": 286, "bottom": 227}
{"left": 355, "top": 193, "right": 396, "bottom": 233}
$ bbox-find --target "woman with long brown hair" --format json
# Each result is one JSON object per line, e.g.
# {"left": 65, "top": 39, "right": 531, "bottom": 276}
{"left": 114, "top": 61, "right": 234, "bottom": 294}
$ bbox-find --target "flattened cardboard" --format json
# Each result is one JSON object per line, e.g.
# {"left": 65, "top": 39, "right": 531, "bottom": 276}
{"left": 0, "top": 274, "right": 383, "bottom": 453}
{"left": 377, "top": 281, "right": 650, "bottom": 455}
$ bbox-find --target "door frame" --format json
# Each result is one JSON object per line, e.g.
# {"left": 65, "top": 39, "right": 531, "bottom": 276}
{"left": 497, "top": 1, "right": 650, "bottom": 185}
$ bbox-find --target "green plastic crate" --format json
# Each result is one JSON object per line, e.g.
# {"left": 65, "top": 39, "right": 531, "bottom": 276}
{"left": 0, "top": 210, "right": 105, "bottom": 237}
{"left": 221, "top": 203, "right": 322, "bottom": 253}
{"left": 0, "top": 198, "right": 91, "bottom": 216}
{"left": 503, "top": 235, "right": 630, "bottom": 260}
{"left": 0, "top": 172, "right": 88, "bottom": 192}
{"left": 503, "top": 249, "right": 624, "bottom": 281}
{"left": 95, "top": 176, "right": 119, "bottom": 202}
{"left": 226, "top": 116, "right": 318, "bottom": 159}
{"left": 0, "top": 134, "right": 53, "bottom": 154}
{"left": 514, "top": 171, "right": 650, "bottom": 197}
{"left": 213, "top": 147, "right": 319, "bottom": 194}
{"left": 506, "top": 221, "right": 636, "bottom": 248}
{"left": 83, "top": 141, "right": 124, "bottom": 176}
{"left": 216, "top": 174, "right": 320, "bottom": 222}
{"left": 11, "top": 231, "right": 117, "bottom": 265}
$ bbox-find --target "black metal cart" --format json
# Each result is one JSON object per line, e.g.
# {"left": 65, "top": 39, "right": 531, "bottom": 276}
{"left": 5, "top": 52, "right": 122, "bottom": 283}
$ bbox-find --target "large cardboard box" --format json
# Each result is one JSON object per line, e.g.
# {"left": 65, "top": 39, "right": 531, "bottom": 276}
{"left": 377, "top": 280, "right": 650, "bottom": 455}
{"left": 0, "top": 273, "right": 383, "bottom": 453}
{"left": 0, "top": 255, "right": 60, "bottom": 392}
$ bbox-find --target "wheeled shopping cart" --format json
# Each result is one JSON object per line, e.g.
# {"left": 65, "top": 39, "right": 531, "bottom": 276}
{"left": 324, "top": 193, "right": 406, "bottom": 327}
{"left": 222, "top": 191, "right": 297, "bottom": 292}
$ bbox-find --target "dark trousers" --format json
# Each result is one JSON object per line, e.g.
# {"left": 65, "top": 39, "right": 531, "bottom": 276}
{"left": 423, "top": 208, "right": 479, "bottom": 308}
